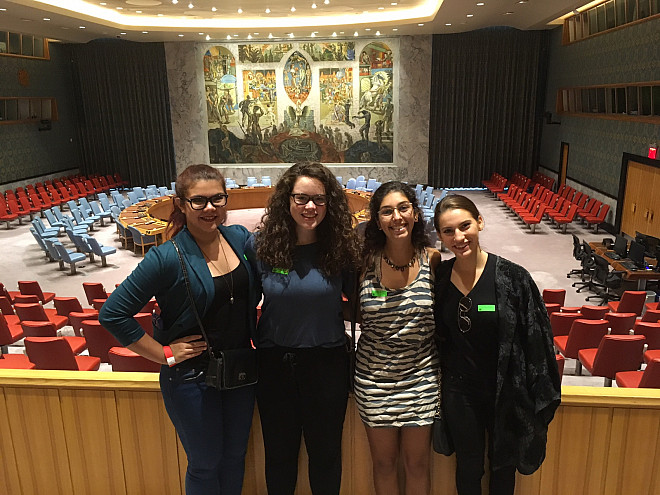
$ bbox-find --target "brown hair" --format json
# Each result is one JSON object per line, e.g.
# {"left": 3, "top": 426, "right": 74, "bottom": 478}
{"left": 255, "top": 162, "right": 360, "bottom": 276}
{"left": 166, "top": 164, "right": 226, "bottom": 237}
{"left": 433, "top": 194, "right": 481, "bottom": 232}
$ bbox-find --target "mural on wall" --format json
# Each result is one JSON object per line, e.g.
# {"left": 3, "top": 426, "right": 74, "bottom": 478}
{"left": 204, "top": 46, "right": 238, "bottom": 127}
{"left": 239, "top": 43, "right": 293, "bottom": 63}
{"left": 301, "top": 42, "right": 355, "bottom": 61}
{"left": 206, "top": 40, "right": 394, "bottom": 164}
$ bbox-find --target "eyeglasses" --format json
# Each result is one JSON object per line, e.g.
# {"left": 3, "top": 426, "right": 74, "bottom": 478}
{"left": 458, "top": 296, "right": 472, "bottom": 333}
{"left": 184, "top": 194, "right": 228, "bottom": 210}
{"left": 290, "top": 193, "right": 327, "bottom": 206}
{"left": 378, "top": 202, "right": 413, "bottom": 218}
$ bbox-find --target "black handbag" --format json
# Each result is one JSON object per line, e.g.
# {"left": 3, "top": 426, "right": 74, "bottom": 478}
{"left": 432, "top": 374, "right": 454, "bottom": 456}
{"left": 172, "top": 238, "right": 257, "bottom": 390}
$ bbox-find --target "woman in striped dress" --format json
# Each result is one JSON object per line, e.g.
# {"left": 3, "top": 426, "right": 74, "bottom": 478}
{"left": 354, "top": 181, "right": 441, "bottom": 495}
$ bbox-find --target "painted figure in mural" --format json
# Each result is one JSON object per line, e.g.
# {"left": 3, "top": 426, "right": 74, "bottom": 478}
{"left": 207, "top": 89, "right": 221, "bottom": 123}
{"left": 263, "top": 104, "right": 277, "bottom": 128}
{"left": 239, "top": 95, "right": 252, "bottom": 128}
{"left": 383, "top": 102, "right": 394, "bottom": 133}
{"left": 218, "top": 94, "right": 230, "bottom": 124}
{"left": 375, "top": 120, "right": 384, "bottom": 147}
{"left": 344, "top": 132, "right": 353, "bottom": 149}
{"left": 354, "top": 109, "right": 371, "bottom": 142}
{"left": 334, "top": 128, "right": 343, "bottom": 150}
{"left": 360, "top": 51, "right": 371, "bottom": 65}
{"left": 226, "top": 93, "right": 235, "bottom": 114}
{"left": 344, "top": 100, "right": 355, "bottom": 128}
{"left": 248, "top": 105, "right": 264, "bottom": 143}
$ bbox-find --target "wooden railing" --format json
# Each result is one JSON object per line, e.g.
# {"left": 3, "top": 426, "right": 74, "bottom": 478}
{"left": 0, "top": 370, "right": 658, "bottom": 495}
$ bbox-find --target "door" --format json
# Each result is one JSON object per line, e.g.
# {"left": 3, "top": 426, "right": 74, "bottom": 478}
{"left": 559, "top": 142, "right": 569, "bottom": 191}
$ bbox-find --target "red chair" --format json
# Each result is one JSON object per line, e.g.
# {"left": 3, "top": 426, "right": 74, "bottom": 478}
{"left": 14, "top": 303, "right": 68, "bottom": 329}
{"left": 644, "top": 349, "right": 660, "bottom": 364}
{"left": 545, "top": 303, "right": 561, "bottom": 317}
{"left": 18, "top": 280, "right": 56, "bottom": 304}
{"left": 615, "top": 358, "right": 660, "bottom": 388}
{"left": 82, "top": 320, "right": 122, "bottom": 363}
{"left": 0, "top": 314, "right": 24, "bottom": 350}
{"left": 134, "top": 312, "right": 154, "bottom": 337}
{"left": 24, "top": 337, "right": 100, "bottom": 371}
{"left": 580, "top": 305, "right": 608, "bottom": 319}
{"left": 542, "top": 289, "right": 566, "bottom": 306}
{"left": 556, "top": 354, "right": 565, "bottom": 382}
{"left": 641, "top": 309, "right": 660, "bottom": 323}
{"left": 53, "top": 296, "right": 96, "bottom": 324}
{"left": 0, "top": 282, "right": 20, "bottom": 303}
{"left": 578, "top": 335, "right": 646, "bottom": 386}
{"left": 554, "top": 319, "right": 609, "bottom": 374}
{"left": 69, "top": 311, "right": 99, "bottom": 337}
{"left": 0, "top": 295, "right": 14, "bottom": 315}
{"left": 0, "top": 354, "right": 35, "bottom": 369}
{"left": 92, "top": 299, "right": 106, "bottom": 311}
{"left": 82, "top": 282, "right": 110, "bottom": 307}
{"left": 607, "top": 291, "right": 647, "bottom": 316}
{"left": 584, "top": 204, "right": 610, "bottom": 233}
{"left": 646, "top": 302, "right": 659, "bottom": 312}
{"left": 560, "top": 306, "right": 582, "bottom": 313}
{"left": 632, "top": 321, "right": 660, "bottom": 350}
{"left": 108, "top": 347, "right": 161, "bottom": 372}
{"left": 20, "top": 321, "right": 87, "bottom": 354}
{"left": 550, "top": 312, "right": 581, "bottom": 338}
{"left": 604, "top": 312, "right": 637, "bottom": 335}
{"left": 13, "top": 294, "right": 40, "bottom": 305}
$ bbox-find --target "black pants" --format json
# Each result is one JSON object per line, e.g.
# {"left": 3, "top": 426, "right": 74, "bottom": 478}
{"left": 257, "top": 346, "right": 349, "bottom": 495}
{"left": 443, "top": 373, "right": 516, "bottom": 495}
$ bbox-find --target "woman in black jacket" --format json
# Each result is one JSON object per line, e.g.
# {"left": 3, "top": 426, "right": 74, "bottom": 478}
{"left": 433, "top": 194, "right": 561, "bottom": 495}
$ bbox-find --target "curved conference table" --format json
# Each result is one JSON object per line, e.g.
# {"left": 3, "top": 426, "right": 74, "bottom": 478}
{"left": 119, "top": 187, "right": 371, "bottom": 244}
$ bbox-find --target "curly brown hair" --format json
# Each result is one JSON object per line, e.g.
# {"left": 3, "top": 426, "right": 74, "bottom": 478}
{"left": 255, "top": 162, "right": 360, "bottom": 276}
{"left": 362, "top": 181, "right": 430, "bottom": 270}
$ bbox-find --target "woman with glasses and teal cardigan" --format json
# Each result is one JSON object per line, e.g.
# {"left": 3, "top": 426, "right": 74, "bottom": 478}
{"left": 100, "top": 165, "right": 259, "bottom": 495}
{"left": 433, "top": 194, "right": 560, "bottom": 495}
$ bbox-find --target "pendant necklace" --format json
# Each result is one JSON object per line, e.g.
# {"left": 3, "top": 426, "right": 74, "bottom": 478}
{"left": 382, "top": 251, "right": 417, "bottom": 272}
{"left": 201, "top": 232, "right": 235, "bottom": 304}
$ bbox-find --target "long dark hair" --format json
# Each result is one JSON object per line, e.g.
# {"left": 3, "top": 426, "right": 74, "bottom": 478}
{"left": 167, "top": 164, "right": 226, "bottom": 237}
{"left": 255, "top": 162, "right": 360, "bottom": 276}
{"left": 362, "top": 181, "right": 430, "bottom": 269}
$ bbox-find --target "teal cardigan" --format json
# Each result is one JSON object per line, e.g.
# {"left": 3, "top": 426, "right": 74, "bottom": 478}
{"left": 99, "top": 224, "right": 259, "bottom": 347}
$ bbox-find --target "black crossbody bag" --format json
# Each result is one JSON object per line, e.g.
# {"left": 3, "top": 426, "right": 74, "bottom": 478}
{"left": 172, "top": 238, "right": 258, "bottom": 390}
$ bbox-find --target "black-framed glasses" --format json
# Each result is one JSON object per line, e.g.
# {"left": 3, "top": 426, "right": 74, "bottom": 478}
{"left": 184, "top": 194, "right": 228, "bottom": 210}
{"left": 458, "top": 296, "right": 472, "bottom": 333}
{"left": 378, "top": 202, "right": 413, "bottom": 218}
{"left": 290, "top": 193, "right": 327, "bottom": 206}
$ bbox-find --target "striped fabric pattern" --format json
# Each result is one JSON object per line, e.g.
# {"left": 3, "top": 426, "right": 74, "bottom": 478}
{"left": 354, "top": 252, "right": 440, "bottom": 427}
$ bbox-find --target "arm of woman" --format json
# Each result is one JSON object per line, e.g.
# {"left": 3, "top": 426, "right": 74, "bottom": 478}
{"left": 427, "top": 247, "right": 442, "bottom": 272}
{"left": 127, "top": 333, "right": 207, "bottom": 365}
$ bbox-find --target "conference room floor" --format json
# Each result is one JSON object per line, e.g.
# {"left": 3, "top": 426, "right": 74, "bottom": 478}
{"left": 2, "top": 188, "right": 652, "bottom": 386}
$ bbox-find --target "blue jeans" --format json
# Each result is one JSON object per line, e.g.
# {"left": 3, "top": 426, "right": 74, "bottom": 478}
{"left": 160, "top": 365, "right": 256, "bottom": 495}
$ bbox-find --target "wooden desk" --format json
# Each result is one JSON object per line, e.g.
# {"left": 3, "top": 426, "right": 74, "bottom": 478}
{"left": 590, "top": 242, "right": 660, "bottom": 290}
{"left": 118, "top": 188, "right": 371, "bottom": 243}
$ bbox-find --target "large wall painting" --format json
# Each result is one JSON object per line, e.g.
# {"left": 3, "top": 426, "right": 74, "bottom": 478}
{"left": 204, "top": 46, "right": 237, "bottom": 126}
{"left": 205, "top": 40, "right": 395, "bottom": 165}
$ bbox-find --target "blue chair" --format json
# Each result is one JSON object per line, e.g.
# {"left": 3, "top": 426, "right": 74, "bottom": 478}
{"left": 127, "top": 226, "right": 157, "bottom": 256}
{"left": 66, "top": 229, "right": 95, "bottom": 261}
{"left": 112, "top": 192, "right": 126, "bottom": 210}
{"left": 158, "top": 186, "right": 169, "bottom": 197}
{"left": 90, "top": 201, "right": 112, "bottom": 226}
{"left": 51, "top": 206, "right": 68, "bottom": 222}
{"left": 78, "top": 197, "right": 93, "bottom": 214}
{"left": 261, "top": 176, "right": 272, "bottom": 187}
{"left": 357, "top": 175, "right": 365, "bottom": 183}
{"left": 132, "top": 187, "right": 147, "bottom": 201}
{"left": 346, "top": 178, "right": 357, "bottom": 190}
{"left": 98, "top": 194, "right": 114, "bottom": 212}
{"left": 246, "top": 177, "right": 257, "bottom": 187}
{"left": 336, "top": 176, "right": 343, "bottom": 186}
{"left": 44, "top": 209, "right": 64, "bottom": 231}
{"left": 114, "top": 219, "right": 132, "bottom": 249}
{"left": 127, "top": 191, "right": 140, "bottom": 204}
{"left": 86, "top": 237, "right": 117, "bottom": 267}
{"left": 70, "top": 208, "right": 96, "bottom": 231}
{"left": 43, "top": 238, "right": 66, "bottom": 270}
{"left": 53, "top": 241, "right": 87, "bottom": 275}
{"left": 61, "top": 216, "right": 89, "bottom": 235}
{"left": 356, "top": 179, "right": 367, "bottom": 191}
{"left": 80, "top": 206, "right": 101, "bottom": 226}
{"left": 32, "top": 218, "right": 60, "bottom": 238}
{"left": 365, "top": 178, "right": 377, "bottom": 192}
{"left": 414, "top": 184, "right": 424, "bottom": 203}
{"left": 29, "top": 228, "right": 55, "bottom": 261}
{"left": 170, "top": 182, "right": 176, "bottom": 194}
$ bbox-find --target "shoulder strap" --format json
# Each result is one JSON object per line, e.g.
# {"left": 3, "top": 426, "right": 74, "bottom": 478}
{"left": 171, "top": 238, "right": 213, "bottom": 355}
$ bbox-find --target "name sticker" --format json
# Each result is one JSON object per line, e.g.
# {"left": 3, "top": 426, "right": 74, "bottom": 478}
{"left": 243, "top": 254, "right": 248, "bottom": 260}
{"left": 371, "top": 289, "right": 387, "bottom": 300}
{"left": 478, "top": 304, "right": 496, "bottom": 312}
{"left": 272, "top": 267, "right": 289, "bottom": 275}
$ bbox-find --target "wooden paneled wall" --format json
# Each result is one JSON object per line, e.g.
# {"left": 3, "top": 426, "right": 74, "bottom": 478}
{"left": 1, "top": 371, "right": 658, "bottom": 495}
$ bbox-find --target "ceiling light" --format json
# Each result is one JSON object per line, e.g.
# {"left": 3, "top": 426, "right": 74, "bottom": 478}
{"left": 289, "top": 33, "right": 295, "bottom": 38}
{"left": 237, "top": 8, "right": 243, "bottom": 13}
{"left": 354, "top": 31, "right": 358, "bottom": 36}
{"left": 142, "top": 31, "right": 149, "bottom": 34}
{"left": 198, "top": 32, "right": 204, "bottom": 34}
{"left": 375, "top": 31, "right": 381, "bottom": 35}
{"left": 172, "top": 0, "right": 178, "bottom": 4}
{"left": 136, "top": 10, "right": 142, "bottom": 13}
{"left": 332, "top": 32, "right": 337, "bottom": 37}
{"left": 178, "top": 34, "right": 184, "bottom": 37}
{"left": 188, "top": 3, "right": 194, "bottom": 8}
{"left": 227, "top": 35, "right": 232, "bottom": 39}
{"left": 467, "top": 14, "right": 473, "bottom": 17}
{"left": 205, "top": 34, "right": 210, "bottom": 40}
{"left": 378, "top": 7, "right": 384, "bottom": 10}
{"left": 43, "top": 18, "right": 50, "bottom": 21}
{"left": 248, "top": 34, "right": 252, "bottom": 39}
{"left": 268, "top": 33, "right": 273, "bottom": 38}
{"left": 324, "top": 0, "right": 329, "bottom": 4}
{"left": 365, "top": 28, "right": 371, "bottom": 31}
{"left": 100, "top": 2, "right": 107, "bottom": 5}
{"left": 311, "top": 32, "right": 316, "bottom": 37}
{"left": 391, "top": 2, "right": 397, "bottom": 4}
{"left": 477, "top": 2, "right": 484, "bottom": 5}
{"left": 445, "top": 23, "right": 451, "bottom": 26}
{"left": 291, "top": 6, "right": 296, "bottom": 12}
{"left": 418, "top": 23, "right": 424, "bottom": 26}
{"left": 157, "top": 13, "right": 163, "bottom": 16}
{"left": 233, "top": 34, "right": 238, "bottom": 37}
{"left": 254, "top": 32, "right": 260, "bottom": 34}
{"left": 116, "top": 6, "right": 123, "bottom": 9}
{"left": 312, "top": 3, "right": 317, "bottom": 8}
{"left": 0, "top": 8, "right": 7, "bottom": 11}
{"left": 120, "top": 32, "right": 126, "bottom": 35}
{"left": 503, "top": 11, "right": 514, "bottom": 15}
{"left": 212, "top": 7, "right": 217, "bottom": 11}
{"left": 79, "top": 26, "right": 86, "bottom": 29}
{"left": 265, "top": 8, "right": 270, "bottom": 13}
{"left": 518, "top": 0, "right": 528, "bottom": 3}
{"left": 392, "top": 28, "right": 398, "bottom": 31}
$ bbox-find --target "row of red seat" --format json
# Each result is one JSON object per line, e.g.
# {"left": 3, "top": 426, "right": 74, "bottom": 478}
{"left": 530, "top": 171, "right": 555, "bottom": 191}
{"left": 1, "top": 173, "right": 128, "bottom": 229}
{"left": 483, "top": 171, "right": 531, "bottom": 196}
{"left": 0, "top": 281, "right": 158, "bottom": 372}
{"left": 542, "top": 288, "right": 660, "bottom": 388}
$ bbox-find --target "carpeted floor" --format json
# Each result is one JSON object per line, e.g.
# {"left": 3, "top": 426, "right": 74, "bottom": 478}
{"left": 2, "top": 189, "right": 653, "bottom": 385}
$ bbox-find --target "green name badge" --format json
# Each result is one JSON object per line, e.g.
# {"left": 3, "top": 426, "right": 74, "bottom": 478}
{"left": 272, "top": 267, "right": 289, "bottom": 275}
{"left": 371, "top": 289, "right": 387, "bottom": 299}
{"left": 478, "top": 304, "right": 496, "bottom": 312}
{"left": 243, "top": 254, "right": 248, "bottom": 260}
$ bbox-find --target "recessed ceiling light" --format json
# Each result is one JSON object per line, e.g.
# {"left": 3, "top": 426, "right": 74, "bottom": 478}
{"left": 178, "top": 34, "right": 184, "bottom": 37}
{"left": 312, "top": 3, "right": 317, "bottom": 8}
{"left": 0, "top": 8, "right": 7, "bottom": 11}
{"left": 237, "top": 8, "right": 243, "bottom": 14}
{"left": 378, "top": 7, "right": 384, "bottom": 10}
{"left": 79, "top": 26, "right": 86, "bottom": 29}
{"left": 233, "top": 34, "right": 238, "bottom": 37}
{"left": 116, "top": 6, "right": 123, "bottom": 9}
{"left": 354, "top": 31, "right": 358, "bottom": 36}
{"left": 311, "top": 32, "right": 316, "bottom": 37}
{"left": 477, "top": 2, "right": 484, "bottom": 5}
{"left": 518, "top": 0, "right": 528, "bottom": 3}
{"left": 339, "top": 31, "right": 344, "bottom": 34}
{"left": 418, "top": 23, "right": 424, "bottom": 26}
{"left": 265, "top": 8, "right": 271, "bottom": 13}
{"left": 205, "top": 34, "right": 210, "bottom": 40}
{"left": 332, "top": 32, "right": 337, "bottom": 37}
{"left": 467, "top": 14, "right": 473, "bottom": 17}
{"left": 289, "top": 33, "right": 295, "bottom": 38}
{"left": 375, "top": 31, "right": 381, "bottom": 36}
{"left": 136, "top": 10, "right": 142, "bottom": 13}
{"left": 227, "top": 35, "right": 232, "bottom": 39}
{"left": 120, "top": 32, "right": 126, "bottom": 35}
{"left": 291, "top": 6, "right": 296, "bottom": 12}
{"left": 503, "top": 11, "right": 514, "bottom": 15}
{"left": 391, "top": 2, "right": 397, "bottom": 4}
{"left": 198, "top": 32, "right": 204, "bottom": 35}
{"left": 172, "top": 0, "right": 178, "bottom": 4}
{"left": 254, "top": 32, "right": 260, "bottom": 35}
{"left": 100, "top": 2, "right": 107, "bottom": 5}
{"left": 142, "top": 31, "right": 149, "bottom": 34}
{"left": 188, "top": 3, "right": 194, "bottom": 8}
{"left": 392, "top": 28, "right": 398, "bottom": 31}
{"left": 157, "top": 13, "right": 163, "bottom": 16}
{"left": 324, "top": 0, "right": 329, "bottom": 4}
{"left": 362, "top": 10, "right": 368, "bottom": 13}
{"left": 365, "top": 28, "right": 371, "bottom": 31}
{"left": 445, "top": 23, "right": 451, "bottom": 26}
{"left": 268, "top": 33, "right": 273, "bottom": 38}
{"left": 212, "top": 7, "right": 217, "bottom": 12}
{"left": 247, "top": 34, "right": 252, "bottom": 39}
{"left": 43, "top": 18, "right": 50, "bottom": 21}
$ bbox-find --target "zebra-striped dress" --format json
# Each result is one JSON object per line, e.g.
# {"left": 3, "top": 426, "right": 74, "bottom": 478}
{"left": 354, "top": 251, "right": 440, "bottom": 427}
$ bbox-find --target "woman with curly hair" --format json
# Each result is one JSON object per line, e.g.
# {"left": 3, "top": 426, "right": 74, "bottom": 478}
{"left": 354, "top": 181, "right": 441, "bottom": 495}
{"left": 246, "top": 161, "right": 361, "bottom": 495}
